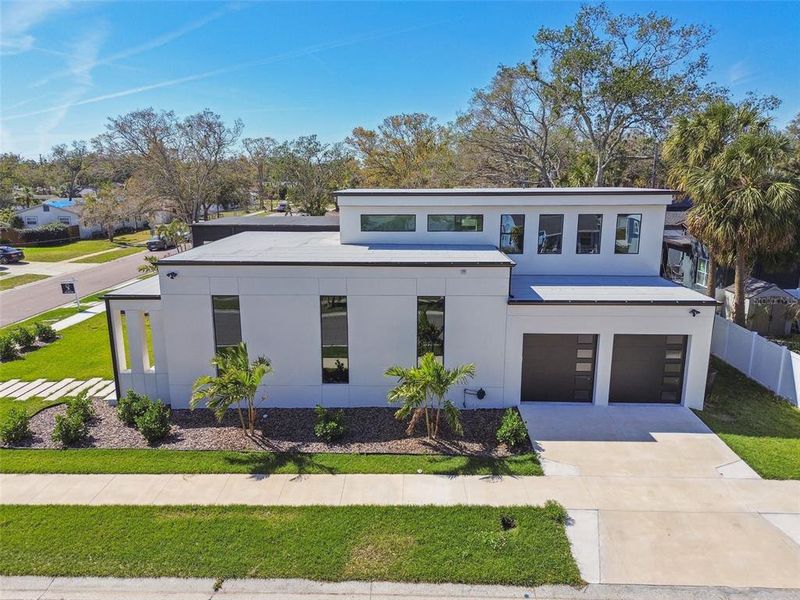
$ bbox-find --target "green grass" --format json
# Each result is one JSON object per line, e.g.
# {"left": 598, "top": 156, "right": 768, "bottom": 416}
{"left": 0, "top": 397, "right": 65, "bottom": 422}
{"left": 71, "top": 246, "right": 143, "bottom": 264}
{"left": 0, "top": 274, "right": 49, "bottom": 291}
{"left": 114, "top": 230, "right": 152, "bottom": 246}
{"left": 0, "top": 448, "right": 542, "bottom": 476}
{"left": 695, "top": 358, "right": 800, "bottom": 479}
{"left": 0, "top": 504, "right": 580, "bottom": 585}
{"left": 0, "top": 312, "right": 112, "bottom": 381}
{"left": 22, "top": 240, "right": 118, "bottom": 262}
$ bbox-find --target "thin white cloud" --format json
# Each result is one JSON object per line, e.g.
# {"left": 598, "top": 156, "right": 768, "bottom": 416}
{"left": 728, "top": 60, "right": 756, "bottom": 86}
{"left": 0, "top": 0, "right": 70, "bottom": 55}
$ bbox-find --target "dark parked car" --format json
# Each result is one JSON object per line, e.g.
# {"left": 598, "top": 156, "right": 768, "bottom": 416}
{"left": 145, "top": 236, "right": 174, "bottom": 251}
{"left": 0, "top": 245, "right": 24, "bottom": 264}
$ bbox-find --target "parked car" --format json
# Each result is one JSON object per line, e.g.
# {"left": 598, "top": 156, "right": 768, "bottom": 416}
{"left": 145, "top": 236, "right": 174, "bottom": 251}
{"left": 0, "top": 245, "right": 24, "bottom": 264}
{"left": 275, "top": 200, "right": 288, "bottom": 213}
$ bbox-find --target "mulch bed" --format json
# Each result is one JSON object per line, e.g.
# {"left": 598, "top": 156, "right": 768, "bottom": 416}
{"left": 15, "top": 401, "right": 529, "bottom": 456}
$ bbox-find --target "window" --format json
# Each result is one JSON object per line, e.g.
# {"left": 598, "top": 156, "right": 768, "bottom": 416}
{"left": 361, "top": 214, "right": 415, "bottom": 232}
{"left": 43, "top": 204, "right": 50, "bottom": 212}
{"left": 696, "top": 258, "right": 709, "bottom": 288}
{"left": 499, "top": 214, "right": 525, "bottom": 254}
{"left": 58, "top": 216, "right": 71, "bottom": 225}
{"left": 211, "top": 295, "right": 241, "bottom": 354}
{"left": 321, "top": 296, "right": 349, "bottom": 383}
{"left": 25, "top": 216, "right": 37, "bottom": 225}
{"left": 427, "top": 214, "right": 484, "bottom": 232}
{"left": 576, "top": 214, "right": 602, "bottom": 254}
{"left": 615, "top": 214, "right": 641, "bottom": 254}
{"left": 537, "top": 214, "right": 563, "bottom": 254}
{"left": 417, "top": 296, "right": 444, "bottom": 363}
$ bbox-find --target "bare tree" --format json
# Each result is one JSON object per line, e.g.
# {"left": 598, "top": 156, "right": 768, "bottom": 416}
{"left": 51, "top": 141, "right": 92, "bottom": 200}
{"left": 243, "top": 137, "right": 278, "bottom": 210}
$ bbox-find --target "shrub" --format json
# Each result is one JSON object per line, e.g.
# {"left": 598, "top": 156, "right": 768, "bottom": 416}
{"left": 116, "top": 390, "right": 151, "bottom": 427}
{"left": 543, "top": 500, "right": 569, "bottom": 525}
{"left": 134, "top": 401, "right": 171, "bottom": 445}
{"left": 496, "top": 408, "right": 529, "bottom": 449}
{"left": 52, "top": 412, "right": 89, "bottom": 447}
{"left": 314, "top": 404, "right": 346, "bottom": 443}
{"left": 68, "top": 391, "right": 95, "bottom": 423}
{"left": 13, "top": 223, "right": 73, "bottom": 244}
{"left": 0, "top": 336, "right": 20, "bottom": 361}
{"left": 33, "top": 322, "right": 58, "bottom": 344}
{"left": 500, "top": 514, "right": 517, "bottom": 530}
{"left": 10, "top": 326, "right": 36, "bottom": 351}
{"left": 0, "top": 407, "right": 31, "bottom": 445}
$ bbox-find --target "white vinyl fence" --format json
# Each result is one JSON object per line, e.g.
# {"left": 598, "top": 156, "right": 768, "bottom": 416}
{"left": 711, "top": 315, "right": 800, "bottom": 407}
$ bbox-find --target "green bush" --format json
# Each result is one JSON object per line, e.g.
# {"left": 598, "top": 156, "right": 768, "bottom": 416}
{"left": 543, "top": 500, "right": 569, "bottom": 525}
{"left": 134, "top": 401, "right": 171, "bottom": 445}
{"left": 116, "top": 390, "right": 151, "bottom": 427}
{"left": 0, "top": 407, "right": 31, "bottom": 445}
{"left": 68, "top": 391, "right": 95, "bottom": 423}
{"left": 52, "top": 412, "right": 89, "bottom": 447}
{"left": 33, "top": 322, "right": 58, "bottom": 344}
{"left": 10, "top": 326, "right": 35, "bottom": 351}
{"left": 496, "top": 408, "right": 529, "bottom": 449}
{"left": 0, "top": 336, "right": 20, "bottom": 361}
{"left": 313, "top": 404, "right": 346, "bottom": 443}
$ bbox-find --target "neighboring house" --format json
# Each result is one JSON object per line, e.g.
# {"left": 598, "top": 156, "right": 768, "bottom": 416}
{"left": 104, "top": 187, "right": 717, "bottom": 410}
{"left": 14, "top": 198, "right": 145, "bottom": 239}
{"left": 724, "top": 278, "right": 799, "bottom": 336}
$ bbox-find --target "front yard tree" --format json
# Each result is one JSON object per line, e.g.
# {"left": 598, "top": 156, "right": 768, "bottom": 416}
{"left": 81, "top": 183, "right": 129, "bottom": 241}
{"left": 385, "top": 353, "right": 476, "bottom": 439}
{"left": 191, "top": 342, "right": 272, "bottom": 436}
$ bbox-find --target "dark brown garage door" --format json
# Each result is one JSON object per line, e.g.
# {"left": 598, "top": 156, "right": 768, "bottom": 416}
{"left": 521, "top": 334, "right": 597, "bottom": 402}
{"left": 609, "top": 335, "right": 687, "bottom": 404}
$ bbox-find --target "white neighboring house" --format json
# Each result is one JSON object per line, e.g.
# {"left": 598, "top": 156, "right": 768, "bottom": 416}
{"left": 14, "top": 198, "right": 144, "bottom": 239}
{"left": 104, "top": 187, "right": 717, "bottom": 410}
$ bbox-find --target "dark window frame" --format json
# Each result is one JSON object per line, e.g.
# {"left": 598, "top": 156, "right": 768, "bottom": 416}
{"left": 320, "top": 295, "right": 349, "bottom": 384}
{"left": 360, "top": 214, "right": 416, "bottom": 232}
{"left": 417, "top": 296, "right": 445, "bottom": 364}
{"left": 499, "top": 214, "right": 525, "bottom": 254}
{"left": 427, "top": 214, "right": 484, "bottom": 232}
{"left": 614, "top": 213, "right": 642, "bottom": 255}
{"left": 576, "top": 213, "right": 603, "bottom": 254}
{"left": 537, "top": 214, "right": 564, "bottom": 254}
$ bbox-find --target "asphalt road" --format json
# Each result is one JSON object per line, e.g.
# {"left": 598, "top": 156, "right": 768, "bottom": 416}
{"left": 0, "top": 250, "right": 168, "bottom": 327}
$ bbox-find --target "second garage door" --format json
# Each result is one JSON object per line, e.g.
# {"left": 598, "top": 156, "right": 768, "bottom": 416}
{"left": 609, "top": 335, "right": 687, "bottom": 404}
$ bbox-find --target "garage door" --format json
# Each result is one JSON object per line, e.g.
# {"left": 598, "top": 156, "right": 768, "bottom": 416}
{"left": 521, "top": 334, "right": 597, "bottom": 402}
{"left": 609, "top": 335, "right": 687, "bottom": 404}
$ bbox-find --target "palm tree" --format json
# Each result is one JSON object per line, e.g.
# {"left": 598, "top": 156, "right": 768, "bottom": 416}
{"left": 385, "top": 352, "right": 476, "bottom": 439}
{"left": 191, "top": 342, "right": 272, "bottom": 436}
{"left": 663, "top": 101, "right": 768, "bottom": 299}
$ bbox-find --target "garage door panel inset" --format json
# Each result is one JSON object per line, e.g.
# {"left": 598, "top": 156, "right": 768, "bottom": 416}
{"left": 521, "top": 334, "right": 597, "bottom": 402}
{"left": 610, "top": 334, "right": 687, "bottom": 404}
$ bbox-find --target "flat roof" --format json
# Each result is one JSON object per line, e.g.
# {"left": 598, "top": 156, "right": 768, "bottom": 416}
{"left": 102, "top": 276, "right": 161, "bottom": 300}
{"left": 336, "top": 187, "right": 676, "bottom": 196}
{"left": 160, "top": 231, "right": 514, "bottom": 267}
{"left": 192, "top": 214, "right": 339, "bottom": 229}
{"left": 509, "top": 275, "right": 718, "bottom": 306}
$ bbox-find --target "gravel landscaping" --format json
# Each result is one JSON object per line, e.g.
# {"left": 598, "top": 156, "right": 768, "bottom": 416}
{"left": 15, "top": 400, "right": 530, "bottom": 456}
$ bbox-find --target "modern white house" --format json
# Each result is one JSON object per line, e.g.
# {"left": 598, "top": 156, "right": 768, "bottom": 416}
{"left": 104, "top": 188, "right": 717, "bottom": 411}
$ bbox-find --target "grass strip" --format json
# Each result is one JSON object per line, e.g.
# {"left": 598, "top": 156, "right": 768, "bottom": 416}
{"left": 71, "top": 247, "right": 143, "bottom": 264}
{"left": 0, "top": 274, "right": 49, "bottom": 291}
{"left": 21, "top": 240, "right": 117, "bottom": 262}
{"left": 0, "top": 504, "right": 580, "bottom": 585}
{"left": 695, "top": 358, "right": 800, "bottom": 480}
{"left": 0, "top": 448, "right": 542, "bottom": 476}
{"left": 0, "top": 397, "right": 66, "bottom": 421}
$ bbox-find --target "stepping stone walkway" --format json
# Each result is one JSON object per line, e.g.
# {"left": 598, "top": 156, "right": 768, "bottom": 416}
{"left": 0, "top": 378, "right": 116, "bottom": 402}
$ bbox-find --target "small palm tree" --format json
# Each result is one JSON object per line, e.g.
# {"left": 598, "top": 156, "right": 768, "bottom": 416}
{"left": 138, "top": 255, "right": 159, "bottom": 274}
{"left": 385, "top": 352, "right": 476, "bottom": 439}
{"left": 191, "top": 342, "right": 272, "bottom": 436}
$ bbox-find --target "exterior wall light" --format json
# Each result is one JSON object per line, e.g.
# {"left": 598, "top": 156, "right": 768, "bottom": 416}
{"left": 690, "top": 309, "right": 700, "bottom": 317}
{"left": 166, "top": 272, "right": 178, "bottom": 280}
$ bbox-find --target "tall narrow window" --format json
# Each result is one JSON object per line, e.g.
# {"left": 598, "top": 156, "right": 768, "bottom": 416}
{"left": 212, "top": 295, "right": 241, "bottom": 354}
{"left": 417, "top": 296, "right": 445, "bottom": 363}
{"left": 321, "top": 296, "right": 349, "bottom": 383}
{"left": 696, "top": 258, "right": 709, "bottom": 288}
{"left": 615, "top": 213, "right": 641, "bottom": 254}
{"left": 537, "top": 214, "right": 563, "bottom": 254}
{"left": 500, "top": 214, "right": 525, "bottom": 254}
{"left": 576, "top": 214, "right": 603, "bottom": 254}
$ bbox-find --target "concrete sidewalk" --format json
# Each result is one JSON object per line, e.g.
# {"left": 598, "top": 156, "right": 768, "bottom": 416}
{"left": 3, "top": 576, "right": 799, "bottom": 600}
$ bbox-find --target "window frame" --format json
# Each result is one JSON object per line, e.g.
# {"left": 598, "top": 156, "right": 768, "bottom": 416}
{"left": 360, "top": 214, "right": 416, "bottom": 232}
{"left": 25, "top": 216, "right": 38, "bottom": 225}
{"left": 417, "top": 296, "right": 445, "bottom": 364}
{"left": 537, "top": 214, "right": 564, "bottom": 255}
{"left": 696, "top": 257, "right": 709, "bottom": 288}
{"left": 320, "top": 295, "right": 349, "bottom": 384}
{"left": 576, "top": 214, "right": 603, "bottom": 254}
{"left": 211, "top": 295, "right": 242, "bottom": 355}
{"left": 427, "top": 214, "right": 484, "bottom": 232}
{"left": 614, "top": 213, "right": 642, "bottom": 255}
{"left": 499, "top": 214, "right": 525, "bottom": 254}
{"left": 58, "top": 216, "right": 71, "bottom": 225}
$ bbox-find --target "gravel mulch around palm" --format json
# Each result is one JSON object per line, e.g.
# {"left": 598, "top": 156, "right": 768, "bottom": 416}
{"left": 17, "top": 400, "right": 529, "bottom": 457}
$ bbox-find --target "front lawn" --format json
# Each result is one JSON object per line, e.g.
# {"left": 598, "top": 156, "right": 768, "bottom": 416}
{"left": 696, "top": 358, "right": 800, "bottom": 480}
{"left": 114, "top": 230, "right": 152, "bottom": 246}
{"left": 22, "top": 240, "right": 117, "bottom": 262}
{"left": 0, "top": 312, "right": 112, "bottom": 381}
{"left": 0, "top": 397, "right": 65, "bottom": 422}
{"left": 0, "top": 504, "right": 580, "bottom": 585}
{"left": 0, "top": 448, "right": 542, "bottom": 475}
{"left": 0, "top": 274, "right": 49, "bottom": 291}
{"left": 71, "top": 247, "right": 143, "bottom": 264}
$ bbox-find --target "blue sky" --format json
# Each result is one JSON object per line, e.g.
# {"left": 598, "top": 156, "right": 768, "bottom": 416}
{"left": 1, "top": 1, "right": 798, "bottom": 158}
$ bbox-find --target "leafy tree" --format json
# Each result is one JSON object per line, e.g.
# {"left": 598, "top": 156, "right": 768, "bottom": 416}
{"left": 81, "top": 183, "right": 130, "bottom": 241}
{"left": 385, "top": 352, "right": 476, "bottom": 439}
{"left": 156, "top": 219, "right": 190, "bottom": 250}
{"left": 51, "top": 141, "right": 92, "bottom": 200}
{"left": 138, "top": 255, "right": 159, "bottom": 275}
{"left": 191, "top": 342, "right": 272, "bottom": 436}
{"left": 243, "top": 137, "right": 279, "bottom": 210}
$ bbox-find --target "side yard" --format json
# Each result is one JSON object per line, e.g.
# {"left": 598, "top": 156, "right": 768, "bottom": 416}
{"left": 696, "top": 358, "right": 800, "bottom": 480}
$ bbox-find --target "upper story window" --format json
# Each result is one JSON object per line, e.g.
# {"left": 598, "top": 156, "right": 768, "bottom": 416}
{"left": 576, "top": 214, "right": 603, "bottom": 254}
{"left": 427, "top": 214, "right": 483, "bottom": 232}
{"left": 361, "top": 214, "right": 416, "bottom": 232}
{"left": 500, "top": 214, "right": 525, "bottom": 254}
{"left": 58, "top": 216, "right": 71, "bottom": 225}
{"left": 696, "top": 258, "right": 709, "bottom": 288}
{"left": 25, "top": 216, "right": 38, "bottom": 225}
{"left": 211, "top": 295, "right": 242, "bottom": 354}
{"left": 615, "top": 214, "right": 641, "bottom": 254}
{"left": 321, "top": 296, "right": 349, "bottom": 384}
{"left": 417, "top": 296, "right": 445, "bottom": 364}
{"left": 537, "top": 214, "right": 563, "bottom": 254}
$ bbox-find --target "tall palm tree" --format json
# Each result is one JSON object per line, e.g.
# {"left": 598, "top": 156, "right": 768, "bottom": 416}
{"left": 663, "top": 101, "right": 768, "bottom": 299}
{"left": 191, "top": 342, "right": 272, "bottom": 436}
{"left": 385, "top": 352, "right": 476, "bottom": 439}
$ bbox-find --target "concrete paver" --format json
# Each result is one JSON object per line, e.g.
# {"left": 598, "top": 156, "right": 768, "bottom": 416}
{"left": 0, "top": 379, "right": 20, "bottom": 395}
